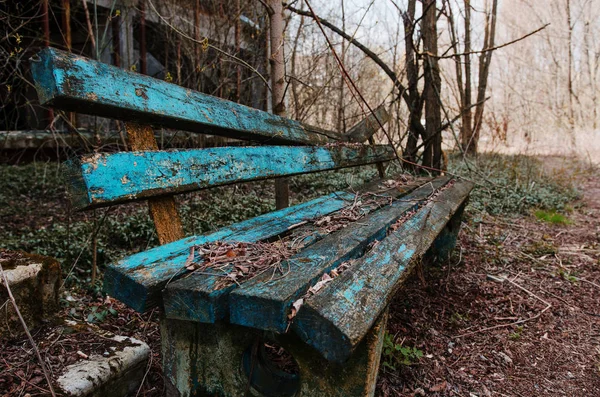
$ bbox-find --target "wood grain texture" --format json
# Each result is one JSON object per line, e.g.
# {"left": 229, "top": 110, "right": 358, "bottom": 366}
{"left": 162, "top": 178, "right": 433, "bottom": 324}
{"left": 226, "top": 177, "right": 449, "bottom": 332}
{"left": 292, "top": 179, "right": 474, "bottom": 362}
{"left": 345, "top": 105, "right": 390, "bottom": 143}
{"left": 104, "top": 191, "right": 357, "bottom": 312}
{"left": 66, "top": 145, "right": 396, "bottom": 209}
{"left": 30, "top": 47, "right": 344, "bottom": 145}
{"left": 126, "top": 122, "right": 183, "bottom": 244}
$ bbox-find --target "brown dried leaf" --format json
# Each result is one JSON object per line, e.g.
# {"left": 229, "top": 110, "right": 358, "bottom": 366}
{"left": 429, "top": 381, "right": 447, "bottom": 392}
{"left": 184, "top": 246, "right": 195, "bottom": 268}
{"left": 235, "top": 265, "right": 249, "bottom": 273}
{"left": 288, "top": 298, "right": 304, "bottom": 320}
{"left": 315, "top": 216, "right": 331, "bottom": 226}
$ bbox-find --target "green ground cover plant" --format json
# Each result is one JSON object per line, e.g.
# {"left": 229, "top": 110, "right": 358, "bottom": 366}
{"left": 0, "top": 153, "right": 579, "bottom": 289}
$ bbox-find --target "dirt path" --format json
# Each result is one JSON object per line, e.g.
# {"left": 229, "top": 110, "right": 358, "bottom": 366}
{"left": 379, "top": 161, "right": 600, "bottom": 397}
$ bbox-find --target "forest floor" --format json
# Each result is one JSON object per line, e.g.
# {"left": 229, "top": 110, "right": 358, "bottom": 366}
{"left": 0, "top": 154, "right": 598, "bottom": 397}
{"left": 378, "top": 157, "right": 600, "bottom": 397}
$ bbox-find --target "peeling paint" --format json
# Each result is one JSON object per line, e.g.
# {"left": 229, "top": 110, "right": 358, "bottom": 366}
{"left": 70, "top": 146, "right": 395, "bottom": 209}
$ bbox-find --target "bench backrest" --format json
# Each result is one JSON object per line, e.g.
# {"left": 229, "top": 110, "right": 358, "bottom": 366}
{"left": 31, "top": 48, "right": 393, "bottom": 210}
{"left": 31, "top": 48, "right": 389, "bottom": 146}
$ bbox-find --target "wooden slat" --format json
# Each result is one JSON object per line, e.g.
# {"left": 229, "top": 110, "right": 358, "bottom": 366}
{"left": 126, "top": 122, "right": 184, "bottom": 244}
{"left": 345, "top": 105, "right": 390, "bottom": 143}
{"left": 226, "top": 177, "right": 449, "bottom": 332}
{"left": 162, "top": 178, "right": 431, "bottom": 323}
{"left": 108, "top": 176, "right": 420, "bottom": 312}
{"left": 292, "top": 179, "right": 474, "bottom": 362}
{"left": 31, "top": 47, "right": 344, "bottom": 145}
{"left": 66, "top": 145, "right": 396, "bottom": 209}
{"left": 104, "top": 191, "right": 356, "bottom": 312}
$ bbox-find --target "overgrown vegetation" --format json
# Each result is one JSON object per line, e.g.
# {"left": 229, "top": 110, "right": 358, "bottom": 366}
{"left": 448, "top": 153, "right": 580, "bottom": 217}
{"left": 0, "top": 153, "right": 581, "bottom": 289}
{"left": 534, "top": 209, "right": 571, "bottom": 224}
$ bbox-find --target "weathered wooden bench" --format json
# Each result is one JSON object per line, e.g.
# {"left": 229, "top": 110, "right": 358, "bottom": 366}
{"left": 31, "top": 47, "right": 473, "bottom": 397}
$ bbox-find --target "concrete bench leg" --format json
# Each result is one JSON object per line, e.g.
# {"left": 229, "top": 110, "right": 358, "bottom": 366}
{"left": 161, "top": 309, "right": 388, "bottom": 397}
{"left": 424, "top": 202, "right": 467, "bottom": 266}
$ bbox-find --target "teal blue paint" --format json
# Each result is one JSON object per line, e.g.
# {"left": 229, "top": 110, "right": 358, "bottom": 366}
{"left": 30, "top": 47, "right": 339, "bottom": 145}
{"left": 292, "top": 180, "right": 474, "bottom": 362}
{"left": 103, "top": 192, "right": 355, "bottom": 312}
{"left": 342, "top": 279, "right": 365, "bottom": 302}
{"left": 226, "top": 178, "right": 450, "bottom": 332}
{"left": 30, "top": 51, "right": 57, "bottom": 104}
{"left": 71, "top": 145, "right": 394, "bottom": 209}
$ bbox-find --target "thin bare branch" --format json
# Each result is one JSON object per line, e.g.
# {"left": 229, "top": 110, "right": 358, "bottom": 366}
{"left": 429, "top": 23, "right": 550, "bottom": 59}
{"left": 147, "top": 0, "right": 271, "bottom": 91}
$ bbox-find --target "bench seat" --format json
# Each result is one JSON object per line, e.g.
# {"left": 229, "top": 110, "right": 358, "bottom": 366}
{"left": 104, "top": 175, "right": 472, "bottom": 362}
{"left": 103, "top": 176, "right": 425, "bottom": 312}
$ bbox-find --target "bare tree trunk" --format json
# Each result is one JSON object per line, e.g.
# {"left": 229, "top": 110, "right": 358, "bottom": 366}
{"left": 235, "top": 0, "right": 241, "bottom": 103}
{"left": 194, "top": 0, "right": 205, "bottom": 147}
{"left": 566, "top": 0, "right": 576, "bottom": 145}
{"left": 584, "top": 19, "right": 598, "bottom": 129}
{"left": 62, "top": 0, "right": 75, "bottom": 126}
{"left": 270, "top": 0, "right": 289, "bottom": 209}
{"left": 423, "top": 0, "right": 441, "bottom": 169}
{"left": 139, "top": 0, "right": 147, "bottom": 75}
{"left": 401, "top": 0, "right": 422, "bottom": 168}
{"left": 176, "top": 40, "right": 182, "bottom": 85}
{"left": 422, "top": 0, "right": 442, "bottom": 170}
{"left": 336, "top": 0, "right": 346, "bottom": 133}
{"left": 265, "top": 18, "right": 273, "bottom": 113}
{"left": 290, "top": 11, "right": 304, "bottom": 119}
{"left": 112, "top": 14, "right": 121, "bottom": 67}
{"left": 461, "top": 0, "right": 474, "bottom": 155}
{"left": 194, "top": 0, "right": 201, "bottom": 89}
{"left": 62, "top": 0, "right": 71, "bottom": 51}
{"left": 472, "top": 0, "right": 498, "bottom": 152}
{"left": 447, "top": 0, "right": 464, "bottom": 127}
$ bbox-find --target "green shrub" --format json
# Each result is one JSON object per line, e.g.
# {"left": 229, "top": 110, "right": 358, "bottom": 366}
{"left": 448, "top": 153, "right": 580, "bottom": 217}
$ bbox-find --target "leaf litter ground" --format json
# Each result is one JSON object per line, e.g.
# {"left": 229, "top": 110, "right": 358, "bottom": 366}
{"left": 378, "top": 157, "right": 600, "bottom": 397}
{"left": 2, "top": 157, "right": 598, "bottom": 397}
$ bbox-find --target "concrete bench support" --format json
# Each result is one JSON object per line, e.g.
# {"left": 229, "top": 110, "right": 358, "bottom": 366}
{"left": 424, "top": 202, "right": 467, "bottom": 266}
{"left": 161, "top": 309, "right": 388, "bottom": 397}
{"left": 0, "top": 249, "right": 61, "bottom": 338}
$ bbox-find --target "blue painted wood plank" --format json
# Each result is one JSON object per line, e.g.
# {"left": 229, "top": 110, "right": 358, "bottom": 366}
{"left": 104, "top": 191, "right": 356, "bottom": 312}
{"left": 67, "top": 145, "right": 396, "bottom": 209}
{"left": 162, "top": 178, "right": 442, "bottom": 325}
{"left": 345, "top": 105, "right": 390, "bottom": 143}
{"left": 226, "top": 177, "right": 450, "bottom": 332}
{"left": 30, "top": 47, "right": 343, "bottom": 145}
{"left": 291, "top": 179, "right": 474, "bottom": 362}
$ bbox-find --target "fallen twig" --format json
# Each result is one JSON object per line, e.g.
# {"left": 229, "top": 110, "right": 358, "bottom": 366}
{"left": 579, "top": 278, "right": 600, "bottom": 290}
{"left": 455, "top": 276, "right": 552, "bottom": 339}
